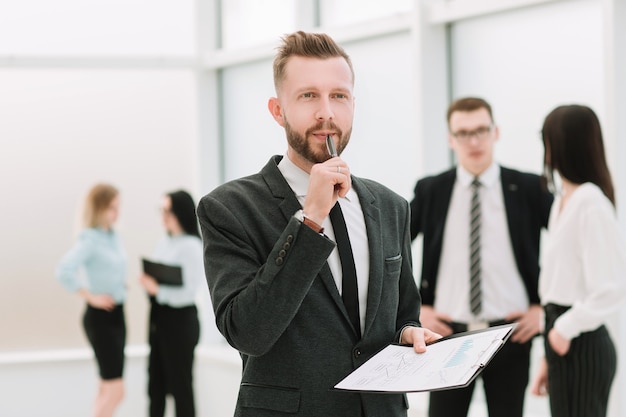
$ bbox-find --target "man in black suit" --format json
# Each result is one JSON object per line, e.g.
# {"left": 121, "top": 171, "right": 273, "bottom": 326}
{"left": 410, "top": 97, "right": 553, "bottom": 417}
{"left": 197, "top": 31, "right": 440, "bottom": 417}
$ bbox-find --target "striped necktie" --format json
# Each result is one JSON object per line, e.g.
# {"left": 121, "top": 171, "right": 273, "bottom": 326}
{"left": 469, "top": 177, "right": 482, "bottom": 315}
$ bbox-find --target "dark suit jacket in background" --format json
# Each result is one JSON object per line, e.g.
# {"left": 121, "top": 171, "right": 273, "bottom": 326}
{"left": 197, "top": 155, "right": 421, "bottom": 417}
{"left": 410, "top": 166, "right": 553, "bottom": 308}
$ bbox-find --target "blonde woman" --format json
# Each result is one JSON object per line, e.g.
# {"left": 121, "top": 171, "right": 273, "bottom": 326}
{"left": 56, "top": 183, "right": 127, "bottom": 417}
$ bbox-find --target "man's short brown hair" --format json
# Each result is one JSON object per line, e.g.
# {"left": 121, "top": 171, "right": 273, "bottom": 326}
{"left": 446, "top": 97, "right": 494, "bottom": 125}
{"left": 273, "top": 31, "right": 354, "bottom": 92}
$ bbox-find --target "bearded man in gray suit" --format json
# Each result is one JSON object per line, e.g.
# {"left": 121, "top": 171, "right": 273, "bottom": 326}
{"left": 197, "top": 31, "right": 440, "bottom": 417}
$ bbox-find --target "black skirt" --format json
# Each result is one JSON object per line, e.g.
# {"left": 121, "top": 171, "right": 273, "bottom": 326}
{"left": 83, "top": 304, "right": 126, "bottom": 380}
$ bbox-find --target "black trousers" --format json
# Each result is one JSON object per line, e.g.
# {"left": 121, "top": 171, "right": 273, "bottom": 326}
{"left": 428, "top": 326, "right": 531, "bottom": 417}
{"left": 544, "top": 303, "right": 616, "bottom": 417}
{"left": 148, "top": 299, "right": 200, "bottom": 417}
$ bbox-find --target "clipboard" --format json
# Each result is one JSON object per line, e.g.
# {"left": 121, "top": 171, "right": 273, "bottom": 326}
{"left": 142, "top": 258, "right": 183, "bottom": 286}
{"left": 334, "top": 323, "right": 516, "bottom": 393}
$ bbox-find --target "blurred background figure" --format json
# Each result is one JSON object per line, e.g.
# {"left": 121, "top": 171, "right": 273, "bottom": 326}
{"left": 139, "top": 190, "right": 203, "bottom": 417}
{"left": 409, "top": 97, "right": 553, "bottom": 417}
{"left": 56, "top": 183, "right": 127, "bottom": 417}
{"left": 531, "top": 105, "right": 626, "bottom": 417}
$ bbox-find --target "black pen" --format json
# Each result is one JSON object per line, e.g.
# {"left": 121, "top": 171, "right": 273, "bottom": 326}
{"left": 326, "top": 134, "right": 338, "bottom": 158}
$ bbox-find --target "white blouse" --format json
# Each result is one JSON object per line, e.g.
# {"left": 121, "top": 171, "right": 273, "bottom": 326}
{"left": 540, "top": 182, "right": 626, "bottom": 340}
{"left": 152, "top": 234, "right": 204, "bottom": 307}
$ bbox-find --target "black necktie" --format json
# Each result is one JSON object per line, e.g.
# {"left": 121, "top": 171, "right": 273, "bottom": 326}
{"left": 469, "top": 177, "right": 482, "bottom": 315}
{"left": 329, "top": 202, "right": 361, "bottom": 338}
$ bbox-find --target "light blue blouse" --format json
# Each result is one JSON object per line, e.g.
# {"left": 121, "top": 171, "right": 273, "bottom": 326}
{"left": 151, "top": 234, "right": 204, "bottom": 307}
{"left": 56, "top": 228, "right": 127, "bottom": 303}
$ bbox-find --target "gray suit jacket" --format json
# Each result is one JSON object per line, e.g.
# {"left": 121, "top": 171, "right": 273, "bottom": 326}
{"left": 197, "top": 156, "right": 421, "bottom": 417}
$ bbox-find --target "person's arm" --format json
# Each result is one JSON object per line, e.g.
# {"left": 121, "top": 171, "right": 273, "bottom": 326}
{"left": 56, "top": 231, "right": 92, "bottom": 293}
{"left": 417, "top": 305, "right": 454, "bottom": 337}
{"left": 530, "top": 356, "right": 549, "bottom": 396}
{"left": 553, "top": 203, "right": 626, "bottom": 343}
{"left": 199, "top": 155, "right": 355, "bottom": 356}
{"left": 55, "top": 230, "right": 115, "bottom": 310}
{"left": 139, "top": 273, "right": 159, "bottom": 296}
{"left": 77, "top": 288, "right": 115, "bottom": 311}
{"left": 507, "top": 304, "right": 542, "bottom": 343}
{"left": 198, "top": 193, "right": 335, "bottom": 357}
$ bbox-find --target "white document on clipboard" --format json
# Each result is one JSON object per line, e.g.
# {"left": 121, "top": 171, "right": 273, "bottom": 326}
{"left": 334, "top": 324, "right": 516, "bottom": 393}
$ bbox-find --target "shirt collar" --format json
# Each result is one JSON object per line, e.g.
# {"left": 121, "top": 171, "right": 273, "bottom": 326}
{"left": 457, "top": 161, "right": 500, "bottom": 189}
{"left": 278, "top": 153, "right": 355, "bottom": 202}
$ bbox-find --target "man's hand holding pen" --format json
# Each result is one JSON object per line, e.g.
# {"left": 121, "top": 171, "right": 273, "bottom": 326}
{"left": 302, "top": 134, "right": 351, "bottom": 225}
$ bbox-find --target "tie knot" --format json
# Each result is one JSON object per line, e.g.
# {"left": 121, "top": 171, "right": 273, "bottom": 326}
{"left": 472, "top": 177, "right": 481, "bottom": 188}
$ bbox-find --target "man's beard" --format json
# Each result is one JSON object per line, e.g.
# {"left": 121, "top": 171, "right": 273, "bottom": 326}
{"left": 285, "top": 120, "right": 352, "bottom": 164}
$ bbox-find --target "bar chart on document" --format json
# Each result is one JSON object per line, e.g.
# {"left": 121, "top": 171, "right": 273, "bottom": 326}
{"left": 334, "top": 324, "right": 515, "bottom": 393}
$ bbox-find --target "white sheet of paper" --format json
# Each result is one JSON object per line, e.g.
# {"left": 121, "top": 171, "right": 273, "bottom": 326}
{"left": 334, "top": 325, "right": 514, "bottom": 392}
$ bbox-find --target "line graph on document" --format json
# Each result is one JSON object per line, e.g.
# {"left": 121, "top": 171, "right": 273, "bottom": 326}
{"left": 336, "top": 327, "right": 511, "bottom": 392}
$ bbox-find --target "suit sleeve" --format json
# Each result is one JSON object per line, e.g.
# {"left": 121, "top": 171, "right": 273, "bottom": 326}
{"left": 197, "top": 194, "right": 335, "bottom": 357}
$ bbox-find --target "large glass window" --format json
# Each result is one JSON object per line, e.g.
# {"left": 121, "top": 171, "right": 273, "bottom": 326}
{"left": 220, "top": 0, "right": 297, "bottom": 49}
{"left": 0, "top": 0, "right": 195, "bottom": 56}
{"left": 450, "top": 0, "right": 604, "bottom": 174}
{"left": 320, "top": 0, "right": 411, "bottom": 27}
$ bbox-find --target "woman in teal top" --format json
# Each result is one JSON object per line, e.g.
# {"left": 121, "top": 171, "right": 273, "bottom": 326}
{"left": 56, "top": 183, "right": 127, "bottom": 417}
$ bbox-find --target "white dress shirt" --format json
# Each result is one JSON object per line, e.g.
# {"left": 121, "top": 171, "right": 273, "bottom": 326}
{"left": 540, "top": 182, "right": 626, "bottom": 340}
{"left": 278, "top": 155, "right": 370, "bottom": 332}
{"left": 435, "top": 163, "right": 529, "bottom": 322}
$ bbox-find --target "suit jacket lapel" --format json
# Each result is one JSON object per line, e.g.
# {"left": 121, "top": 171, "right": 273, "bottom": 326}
{"left": 351, "top": 178, "right": 382, "bottom": 338}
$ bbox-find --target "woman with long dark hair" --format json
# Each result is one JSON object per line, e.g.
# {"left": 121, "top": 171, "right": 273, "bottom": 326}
{"left": 56, "top": 183, "right": 127, "bottom": 417}
{"left": 531, "top": 105, "right": 626, "bottom": 416}
{"left": 140, "top": 190, "right": 203, "bottom": 417}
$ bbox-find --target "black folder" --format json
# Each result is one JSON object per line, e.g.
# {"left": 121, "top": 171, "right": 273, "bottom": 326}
{"left": 142, "top": 258, "right": 183, "bottom": 286}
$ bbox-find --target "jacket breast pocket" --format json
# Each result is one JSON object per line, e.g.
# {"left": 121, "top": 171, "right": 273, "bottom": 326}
{"left": 384, "top": 254, "right": 402, "bottom": 277}
{"left": 383, "top": 254, "right": 402, "bottom": 308}
{"left": 239, "top": 383, "right": 300, "bottom": 414}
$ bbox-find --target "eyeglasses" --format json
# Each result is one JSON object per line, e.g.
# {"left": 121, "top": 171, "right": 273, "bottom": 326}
{"left": 451, "top": 125, "right": 494, "bottom": 142}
